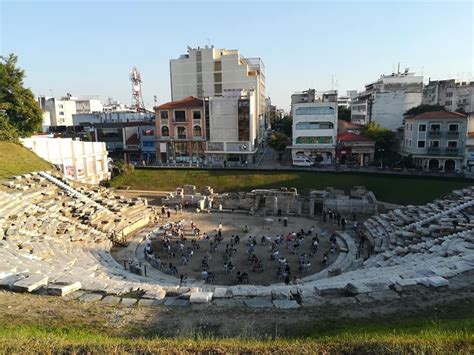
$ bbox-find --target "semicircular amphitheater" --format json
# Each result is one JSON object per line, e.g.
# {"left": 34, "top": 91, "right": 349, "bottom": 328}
{"left": 1, "top": 171, "right": 473, "bottom": 309}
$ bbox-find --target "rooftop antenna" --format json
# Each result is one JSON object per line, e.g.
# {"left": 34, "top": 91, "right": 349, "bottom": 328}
{"left": 129, "top": 66, "right": 145, "bottom": 112}
{"left": 331, "top": 75, "right": 334, "bottom": 90}
{"left": 397, "top": 62, "right": 400, "bottom": 74}
{"left": 153, "top": 95, "right": 157, "bottom": 104}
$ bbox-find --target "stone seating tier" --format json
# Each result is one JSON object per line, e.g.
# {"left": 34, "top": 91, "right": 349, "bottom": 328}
{"left": 0, "top": 172, "right": 473, "bottom": 307}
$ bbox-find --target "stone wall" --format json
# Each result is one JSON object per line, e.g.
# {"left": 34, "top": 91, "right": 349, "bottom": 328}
{"left": 162, "top": 185, "right": 378, "bottom": 216}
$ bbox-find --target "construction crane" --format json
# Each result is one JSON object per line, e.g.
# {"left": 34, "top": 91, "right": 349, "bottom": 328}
{"left": 130, "top": 67, "right": 146, "bottom": 112}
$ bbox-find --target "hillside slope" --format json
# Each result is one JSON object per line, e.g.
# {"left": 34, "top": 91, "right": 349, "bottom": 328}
{"left": 0, "top": 141, "right": 52, "bottom": 180}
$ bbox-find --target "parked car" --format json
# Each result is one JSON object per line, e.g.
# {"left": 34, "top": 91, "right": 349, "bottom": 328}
{"left": 292, "top": 157, "right": 314, "bottom": 167}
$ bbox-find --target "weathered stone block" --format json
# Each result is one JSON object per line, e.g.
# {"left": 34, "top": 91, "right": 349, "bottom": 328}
{"left": 13, "top": 274, "right": 48, "bottom": 292}
{"left": 47, "top": 281, "right": 82, "bottom": 296}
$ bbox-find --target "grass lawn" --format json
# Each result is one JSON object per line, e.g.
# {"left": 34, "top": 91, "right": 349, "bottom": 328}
{"left": 111, "top": 168, "right": 473, "bottom": 205}
{"left": 0, "top": 141, "right": 52, "bottom": 180}
{"left": 0, "top": 314, "right": 472, "bottom": 353}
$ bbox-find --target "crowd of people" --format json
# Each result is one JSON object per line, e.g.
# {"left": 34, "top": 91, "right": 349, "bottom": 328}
{"left": 143, "top": 211, "right": 348, "bottom": 285}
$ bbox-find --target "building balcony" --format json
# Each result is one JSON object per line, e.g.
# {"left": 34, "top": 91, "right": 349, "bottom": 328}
{"left": 445, "top": 147, "right": 459, "bottom": 156}
{"left": 446, "top": 131, "right": 460, "bottom": 138}
{"left": 427, "top": 147, "right": 441, "bottom": 155}
{"left": 172, "top": 120, "right": 188, "bottom": 124}
{"left": 427, "top": 130, "right": 442, "bottom": 138}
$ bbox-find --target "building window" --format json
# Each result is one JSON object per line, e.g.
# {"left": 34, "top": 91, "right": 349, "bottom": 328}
{"left": 410, "top": 124, "right": 413, "bottom": 131}
{"left": 419, "top": 124, "right": 426, "bottom": 132}
{"left": 295, "top": 122, "right": 334, "bottom": 130}
{"left": 409, "top": 139, "right": 412, "bottom": 147}
{"left": 405, "top": 139, "right": 408, "bottom": 146}
{"left": 447, "top": 141, "right": 457, "bottom": 148}
{"left": 430, "top": 140, "right": 439, "bottom": 147}
{"left": 214, "top": 84, "right": 222, "bottom": 95}
{"left": 160, "top": 111, "right": 168, "bottom": 119}
{"left": 177, "top": 126, "right": 186, "bottom": 139}
{"left": 214, "top": 61, "right": 222, "bottom": 71}
{"left": 58, "top": 104, "right": 64, "bottom": 109}
{"left": 445, "top": 100, "right": 452, "bottom": 106}
{"left": 174, "top": 110, "right": 186, "bottom": 122}
{"left": 430, "top": 124, "right": 440, "bottom": 131}
{"left": 446, "top": 92, "right": 453, "bottom": 97}
{"left": 295, "top": 106, "right": 335, "bottom": 115}
{"left": 59, "top": 111, "right": 65, "bottom": 116}
{"left": 418, "top": 141, "right": 425, "bottom": 148}
{"left": 193, "top": 111, "right": 201, "bottom": 120}
{"left": 214, "top": 73, "right": 222, "bottom": 82}
{"left": 161, "top": 126, "right": 169, "bottom": 137}
{"left": 193, "top": 125, "right": 202, "bottom": 137}
{"left": 448, "top": 124, "right": 458, "bottom": 131}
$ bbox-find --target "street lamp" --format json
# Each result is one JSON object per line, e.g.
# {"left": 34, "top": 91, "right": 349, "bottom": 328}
{"left": 377, "top": 148, "right": 385, "bottom": 168}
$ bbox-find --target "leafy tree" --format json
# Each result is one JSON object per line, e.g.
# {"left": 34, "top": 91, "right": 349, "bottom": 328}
{"left": 338, "top": 106, "right": 351, "bottom": 122}
{"left": 361, "top": 122, "right": 399, "bottom": 165}
{"left": 0, "top": 54, "right": 43, "bottom": 137}
{"left": 404, "top": 104, "right": 446, "bottom": 116}
{"left": 271, "top": 115, "right": 292, "bottom": 137}
{"left": 0, "top": 112, "right": 19, "bottom": 142}
{"left": 268, "top": 132, "right": 288, "bottom": 153}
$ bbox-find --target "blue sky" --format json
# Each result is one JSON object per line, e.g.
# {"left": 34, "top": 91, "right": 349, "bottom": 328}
{"left": 1, "top": 0, "right": 473, "bottom": 111}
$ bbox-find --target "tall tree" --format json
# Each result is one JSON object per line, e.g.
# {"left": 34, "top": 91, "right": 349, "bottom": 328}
{"left": 361, "top": 122, "right": 399, "bottom": 165}
{"left": 271, "top": 115, "right": 292, "bottom": 137}
{"left": 0, "top": 54, "right": 42, "bottom": 137}
{"left": 268, "top": 131, "right": 288, "bottom": 153}
{"left": 405, "top": 104, "right": 446, "bottom": 116}
{"left": 338, "top": 106, "right": 351, "bottom": 122}
{"left": 268, "top": 131, "right": 288, "bottom": 162}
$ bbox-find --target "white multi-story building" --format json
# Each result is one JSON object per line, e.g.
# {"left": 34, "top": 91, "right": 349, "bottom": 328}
{"left": 170, "top": 45, "right": 265, "bottom": 141}
{"left": 204, "top": 90, "right": 259, "bottom": 165}
{"left": 75, "top": 98, "right": 103, "bottom": 114}
{"left": 337, "top": 90, "right": 358, "bottom": 109}
{"left": 290, "top": 89, "right": 338, "bottom": 164}
{"left": 423, "top": 79, "right": 474, "bottom": 113}
{"left": 40, "top": 96, "right": 77, "bottom": 127}
{"left": 351, "top": 71, "right": 423, "bottom": 130}
{"left": 21, "top": 136, "right": 110, "bottom": 184}
{"left": 40, "top": 95, "right": 104, "bottom": 127}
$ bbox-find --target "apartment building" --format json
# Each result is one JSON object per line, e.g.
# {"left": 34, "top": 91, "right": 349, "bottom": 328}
{"left": 401, "top": 111, "right": 467, "bottom": 172}
{"left": 423, "top": 79, "right": 474, "bottom": 113}
{"left": 155, "top": 96, "right": 206, "bottom": 164}
{"left": 170, "top": 45, "right": 265, "bottom": 142}
{"left": 40, "top": 95, "right": 105, "bottom": 128}
{"left": 40, "top": 96, "right": 77, "bottom": 126}
{"left": 290, "top": 89, "right": 338, "bottom": 164}
{"left": 351, "top": 71, "right": 423, "bottom": 130}
{"left": 204, "top": 90, "right": 258, "bottom": 165}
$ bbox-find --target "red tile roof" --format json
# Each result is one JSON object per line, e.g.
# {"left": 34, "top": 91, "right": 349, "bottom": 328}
{"left": 126, "top": 133, "right": 139, "bottom": 145}
{"left": 156, "top": 96, "right": 203, "bottom": 110}
{"left": 337, "top": 132, "right": 373, "bottom": 142}
{"left": 408, "top": 111, "right": 467, "bottom": 120}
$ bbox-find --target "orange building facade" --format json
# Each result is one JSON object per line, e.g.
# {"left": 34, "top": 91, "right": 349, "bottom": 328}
{"left": 155, "top": 96, "right": 207, "bottom": 163}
